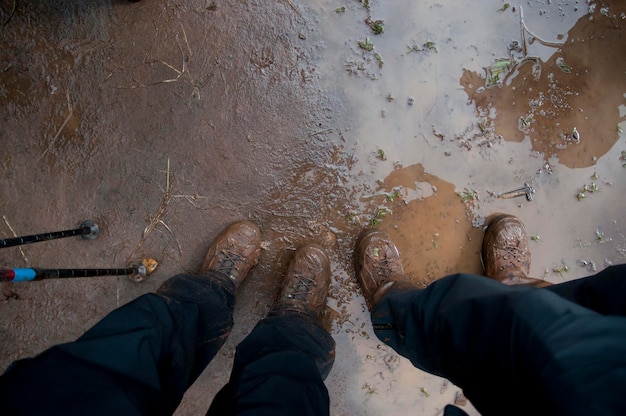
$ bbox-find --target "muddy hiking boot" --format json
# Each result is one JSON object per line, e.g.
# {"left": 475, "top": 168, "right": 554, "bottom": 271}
{"left": 201, "top": 221, "right": 262, "bottom": 288}
{"left": 482, "top": 214, "right": 551, "bottom": 287}
{"left": 274, "top": 244, "right": 331, "bottom": 318}
{"left": 354, "top": 229, "right": 417, "bottom": 309}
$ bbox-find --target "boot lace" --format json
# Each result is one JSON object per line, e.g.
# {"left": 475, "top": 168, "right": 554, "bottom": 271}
{"left": 287, "top": 274, "right": 317, "bottom": 301}
{"left": 216, "top": 249, "right": 244, "bottom": 277}
{"left": 495, "top": 244, "right": 526, "bottom": 272}
{"left": 368, "top": 253, "right": 399, "bottom": 282}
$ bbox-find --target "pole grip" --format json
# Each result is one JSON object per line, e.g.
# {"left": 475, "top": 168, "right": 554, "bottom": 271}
{"left": 0, "top": 269, "right": 37, "bottom": 282}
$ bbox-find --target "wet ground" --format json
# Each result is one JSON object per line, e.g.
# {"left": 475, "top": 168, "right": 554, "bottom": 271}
{"left": 1, "top": 0, "right": 625, "bottom": 414}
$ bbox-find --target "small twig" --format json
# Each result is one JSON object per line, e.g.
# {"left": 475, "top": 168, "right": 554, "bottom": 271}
{"left": 118, "top": 25, "right": 199, "bottom": 96}
{"left": 39, "top": 91, "right": 73, "bottom": 161}
{"left": 171, "top": 194, "right": 210, "bottom": 209}
{"left": 2, "top": 0, "right": 16, "bottom": 28}
{"left": 423, "top": 63, "right": 439, "bottom": 122}
{"left": 309, "top": 128, "right": 333, "bottom": 137}
{"left": 165, "top": 157, "right": 170, "bottom": 194}
{"left": 157, "top": 219, "right": 182, "bottom": 256}
{"left": 2, "top": 215, "right": 29, "bottom": 265}
{"left": 359, "top": 193, "right": 389, "bottom": 200}
{"left": 180, "top": 24, "right": 192, "bottom": 58}
{"left": 519, "top": 6, "right": 564, "bottom": 50}
{"left": 127, "top": 159, "right": 173, "bottom": 262}
{"left": 284, "top": 0, "right": 306, "bottom": 21}
{"left": 159, "top": 60, "right": 183, "bottom": 76}
{"left": 519, "top": 5, "right": 527, "bottom": 56}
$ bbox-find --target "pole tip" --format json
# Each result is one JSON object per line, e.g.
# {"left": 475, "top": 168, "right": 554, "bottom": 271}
{"left": 128, "top": 258, "right": 158, "bottom": 282}
{"left": 80, "top": 220, "right": 99, "bottom": 240}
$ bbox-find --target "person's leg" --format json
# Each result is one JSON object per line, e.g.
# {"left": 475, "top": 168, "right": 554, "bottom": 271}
{"left": 0, "top": 221, "right": 261, "bottom": 416}
{"left": 483, "top": 214, "right": 626, "bottom": 315}
{"left": 543, "top": 264, "right": 626, "bottom": 315}
{"left": 208, "top": 244, "right": 335, "bottom": 416}
{"left": 372, "top": 273, "right": 626, "bottom": 415}
{"left": 355, "top": 228, "right": 626, "bottom": 415}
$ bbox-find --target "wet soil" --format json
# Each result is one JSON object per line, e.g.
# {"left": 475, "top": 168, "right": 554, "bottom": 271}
{"left": 461, "top": 5, "right": 626, "bottom": 168}
{"left": 1, "top": 0, "right": 625, "bottom": 415}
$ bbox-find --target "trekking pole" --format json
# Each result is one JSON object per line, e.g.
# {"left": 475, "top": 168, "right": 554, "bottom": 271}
{"left": 0, "top": 259, "right": 158, "bottom": 283}
{"left": 0, "top": 220, "right": 99, "bottom": 248}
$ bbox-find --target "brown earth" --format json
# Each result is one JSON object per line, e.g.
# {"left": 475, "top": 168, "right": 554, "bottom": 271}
{"left": 0, "top": 0, "right": 355, "bottom": 404}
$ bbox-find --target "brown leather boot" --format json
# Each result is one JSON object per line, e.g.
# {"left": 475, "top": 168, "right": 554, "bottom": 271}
{"left": 201, "top": 221, "right": 262, "bottom": 288}
{"left": 354, "top": 229, "right": 418, "bottom": 309}
{"left": 274, "top": 243, "right": 331, "bottom": 317}
{"left": 482, "top": 214, "right": 551, "bottom": 287}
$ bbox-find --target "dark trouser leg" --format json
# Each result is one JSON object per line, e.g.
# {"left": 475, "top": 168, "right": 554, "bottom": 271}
{"left": 0, "top": 272, "right": 235, "bottom": 416}
{"left": 208, "top": 309, "right": 335, "bottom": 416}
{"left": 372, "top": 271, "right": 626, "bottom": 415}
{"left": 543, "top": 264, "right": 626, "bottom": 315}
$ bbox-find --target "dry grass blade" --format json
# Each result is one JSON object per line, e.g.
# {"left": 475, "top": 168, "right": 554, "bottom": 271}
{"left": 2, "top": 0, "right": 16, "bottom": 28}
{"left": 156, "top": 219, "right": 182, "bottom": 256}
{"left": 39, "top": 92, "right": 73, "bottom": 161}
{"left": 519, "top": 6, "right": 563, "bottom": 51}
{"left": 127, "top": 158, "right": 175, "bottom": 262}
{"left": 284, "top": 0, "right": 305, "bottom": 21}
{"left": 2, "top": 215, "right": 29, "bottom": 265}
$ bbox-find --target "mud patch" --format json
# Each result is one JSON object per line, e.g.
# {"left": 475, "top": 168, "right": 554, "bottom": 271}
{"left": 461, "top": 2, "right": 626, "bottom": 168}
{"left": 375, "top": 164, "right": 483, "bottom": 284}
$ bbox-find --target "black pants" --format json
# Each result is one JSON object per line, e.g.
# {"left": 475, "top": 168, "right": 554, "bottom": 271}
{"left": 0, "top": 272, "right": 335, "bottom": 416}
{"left": 2, "top": 267, "right": 625, "bottom": 415}
{"left": 373, "top": 264, "right": 626, "bottom": 415}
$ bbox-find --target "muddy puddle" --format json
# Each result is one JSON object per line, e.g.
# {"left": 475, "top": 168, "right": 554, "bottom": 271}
{"left": 308, "top": 0, "right": 625, "bottom": 414}
{"left": 1, "top": 0, "right": 625, "bottom": 415}
{"left": 311, "top": 0, "right": 625, "bottom": 279}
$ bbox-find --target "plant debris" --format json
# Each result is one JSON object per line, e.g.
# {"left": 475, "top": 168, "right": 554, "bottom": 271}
{"left": 362, "top": 383, "right": 377, "bottom": 394}
{"left": 358, "top": 37, "right": 374, "bottom": 51}
{"left": 370, "top": 207, "right": 391, "bottom": 227}
{"left": 2, "top": 0, "right": 16, "bottom": 28}
{"left": 344, "top": 60, "right": 366, "bottom": 75}
{"left": 374, "top": 52, "right": 384, "bottom": 68}
{"left": 365, "top": 17, "right": 384, "bottom": 34}
{"left": 345, "top": 212, "right": 360, "bottom": 225}
{"left": 552, "top": 263, "right": 570, "bottom": 277}
{"left": 385, "top": 189, "right": 401, "bottom": 202}
{"left": 456, "top": 188, "right": 478, "bottom": 202}
{"left": 407, "top": 41, "right": 438, "bottom": 54}
{"left": 497, "top": 3, "right": 511, "bottom": 13}
{"left": 485, "top": 58, "right": 512, "bottom": 88}
{"left": 576, "top": 182, "right": 600, "bottom": 201}
{"left": 423, "top": 41, "right": 437, "bottom": 52}
{"left": 556, "top": 57, "right": 572, "bottom": 73}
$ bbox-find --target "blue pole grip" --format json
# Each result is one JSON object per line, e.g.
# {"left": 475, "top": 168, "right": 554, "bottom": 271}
{"left": 12, "top": 268, "right": 37, "bottom": 282}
